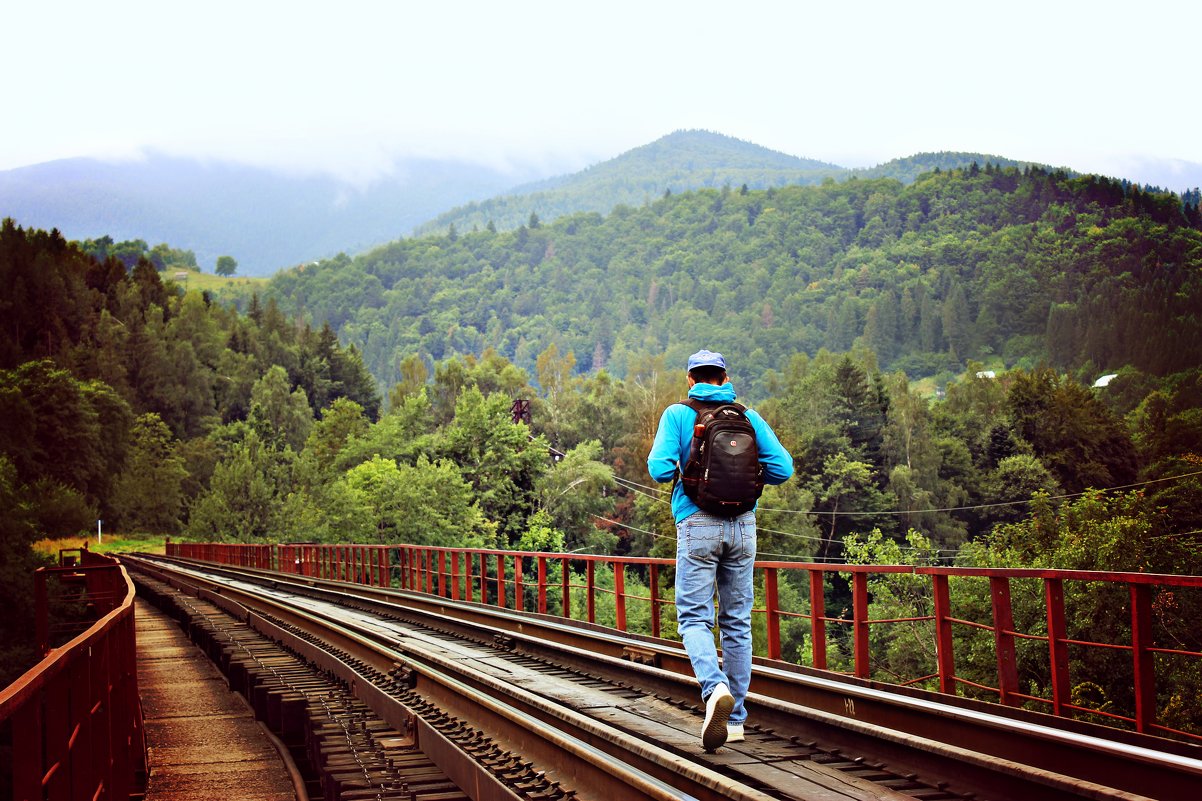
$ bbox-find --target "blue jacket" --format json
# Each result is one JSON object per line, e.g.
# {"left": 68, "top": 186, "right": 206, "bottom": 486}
{"left": 647, "top": 382, "right": 794, "bottom": 523}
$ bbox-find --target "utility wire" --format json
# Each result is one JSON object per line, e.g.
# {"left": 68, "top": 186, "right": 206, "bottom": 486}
{"left": 609, "top": 474, "right": 956, "bottom": 554}
{"left": 588, "top": 514, "right": 848, "bottom": 562}
{"left": 547, "top": 437, "right": 1200, "bottom": 558}
{"left": 611, "top": 464, "right": 1202, "bottom": 518}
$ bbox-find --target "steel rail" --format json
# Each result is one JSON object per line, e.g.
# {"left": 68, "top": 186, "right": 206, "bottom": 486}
{"left": 125, "top": 555, "right": 782, "bottom": 801}
{"left": 140, "top": 553, "right": 1202, "bottom": 800}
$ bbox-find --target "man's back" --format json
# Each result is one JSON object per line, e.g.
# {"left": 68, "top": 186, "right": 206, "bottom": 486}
{"left": 646, "top": 349, "right": 793, "bottom": 751}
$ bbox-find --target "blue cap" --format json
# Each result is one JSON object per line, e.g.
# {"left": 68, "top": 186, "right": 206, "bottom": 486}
{"left": 687, "top": 349, "right": 726, "bottom": 371}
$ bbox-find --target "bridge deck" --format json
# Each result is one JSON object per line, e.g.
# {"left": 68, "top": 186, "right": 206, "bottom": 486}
{"left": 136, "top": 597, "right": 298, "bottom": 801}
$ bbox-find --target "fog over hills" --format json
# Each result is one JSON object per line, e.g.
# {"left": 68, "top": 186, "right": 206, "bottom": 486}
{"left": 2, "top": 130, "right": 1199, "bottom": 276}
{"left": 0, "top": 154, "right": 548, "bottom": 275}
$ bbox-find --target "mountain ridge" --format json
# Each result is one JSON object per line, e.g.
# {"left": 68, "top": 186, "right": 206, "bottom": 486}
{"left": 3, "top": 131, "right": 1199, "bottom": 275}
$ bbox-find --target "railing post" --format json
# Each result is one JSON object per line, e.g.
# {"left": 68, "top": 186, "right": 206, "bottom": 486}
{"left": 496, "top": 554, "right": 507, "bottom": 608}
{"left": 586, "top": 560, "right": 596, "bottom": 623}
{"left": 537, "top": 556, "right": 548, "bottom": 614}
{"left": 514, "top": 555, "right": 524, "bottom": 612}
{"left": 933, "top": 573, "right": 956, "bottom": 694}
{"left": 464, "top": 551, "right": 474, "bottom": 601}
{"left": 809, "top": 569, "right": 827, "bottom": 670}
{"left": 478, "top": 553, "right": 487, "bottom": 603}
{"left": 990, "top": 576, "right": 1020, "bottom": 706}
{"left": 1130, "top": 583, "right": 1156, "bottom": 733}
{"left": 451, "top": 552, "right": 461, "bottom": 600}
{"left": 765, "top": 567, "right": 781, "bottom": 660}
{"left": 562, "top": 557, "right": 571, "bottom": 618}
{"left": 649, "top": 564, "right": 661, "bottom": 638}
{"left": 1045, "top": 577, "right": 1070, "bottom": 716}
{"left": 614, "top": 561, "right": 627, "bottom": 632}
{"left": 853, "top": 572, "right": 870, "bottom": 679}
{"left": 35, "top": 568, "right": 49, "bottom": 656}
{"left": 438, "top": 550, "right": 447, "bottom": 597}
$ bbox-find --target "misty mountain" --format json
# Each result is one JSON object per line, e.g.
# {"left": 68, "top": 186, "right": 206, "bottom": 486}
{"left": 3, "top": 132, "right": 1197, "bottom": 277}
{"left": 414, "top": 130, "right": 848, "bottom": 235}
{"left": 414, "top": 131, "right": 1050, "bottom": 235}
{"left": 0, "top": 154, "right": 549, "bottom": 275}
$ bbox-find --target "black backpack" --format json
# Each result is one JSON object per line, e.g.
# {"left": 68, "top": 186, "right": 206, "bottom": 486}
{"left": 677, "top": 399, "right": 765, "bottom": 517}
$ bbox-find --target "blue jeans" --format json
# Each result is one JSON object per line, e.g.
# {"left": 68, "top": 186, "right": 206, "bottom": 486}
{"left": 675, "top": 509, "right": 756, "bottom": 725}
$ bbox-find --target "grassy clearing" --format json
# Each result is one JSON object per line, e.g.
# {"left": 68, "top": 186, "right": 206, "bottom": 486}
{"left": 32, "top": 532, "right": 169, "bottom": 559}
{"left": 164, "top": 271, "right": 268, "bottom": 292}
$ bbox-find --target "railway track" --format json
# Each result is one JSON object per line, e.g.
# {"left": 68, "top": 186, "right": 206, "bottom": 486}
{"left": 124, "top": 554, "right": 1201, "bottom": 801}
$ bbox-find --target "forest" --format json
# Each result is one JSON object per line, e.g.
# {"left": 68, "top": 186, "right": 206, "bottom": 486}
{"left": 2, "top": 161, "right": 1201, "bottom": 729}
{"left": 414, "top": 131, "right": 1036, "bottom": 236}
{"left": 265, "top": 164, "right": 1202, "bottom": 400}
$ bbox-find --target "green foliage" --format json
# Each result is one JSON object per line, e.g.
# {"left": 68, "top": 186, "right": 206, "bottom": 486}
{"left": 436, "top": 387, "right": 549, "bottom": 545}
{"left": 339, "top": 455, "right": 495, "bottom": 547}
{"left": 0, "top": 457, "right": 52, "bottom": 686}
{"left": 80, "top": 236, "right": 198, "bottom": 272}
{"left": 1006, "top": 367, "right": 1137, "bottom": 492}
{"left": 0, "top": 359, "right": 131, "bottom": 520}
{"left": 516, "top": 508, "right": 565, "bottom": 553}
{"left": 959, "top": 491, "right": 1201, "bottom": 730}
{"left": 111, "top": 413, "right": 188, "bottom": 534}
{"left": 185, "top": 431, "right": 295, "bottom": 541}
{"left": 840, "top": 529, "right": 945, "bottom": 681}
{"left": 248, "top": 365, "right": 314, "bottom": 451}
{"left": 215, "top": 255, "right": 238, "bottom": 276}
{"left": 536, "top": 440, "right": 617, "bottom": 552}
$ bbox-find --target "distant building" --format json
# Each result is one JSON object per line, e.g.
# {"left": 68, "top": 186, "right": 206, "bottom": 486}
{"left": 975, "top": 370, "right": 996, "bottom": 379}
{"left": 1094, "top": 373, "right": 1118, "bottom": 388}
{"left": 174, "top": 271, "right": 189, "bottom": 282}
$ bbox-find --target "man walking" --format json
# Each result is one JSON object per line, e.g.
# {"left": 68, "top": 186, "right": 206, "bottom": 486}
{"left": 647, "top": 349, "right": 793, "bottom": 750}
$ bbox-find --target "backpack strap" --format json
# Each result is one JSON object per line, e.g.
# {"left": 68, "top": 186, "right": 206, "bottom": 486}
{"left": 677, "top": 398, "right": 746, "bottom": 414}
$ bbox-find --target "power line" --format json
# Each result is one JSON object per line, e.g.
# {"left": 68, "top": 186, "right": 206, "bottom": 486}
{"left": 611, "top": 466, "right": 1202, "bottom": 518}
{"left": 588, "top": 514, "right": 848, "bottom": 562}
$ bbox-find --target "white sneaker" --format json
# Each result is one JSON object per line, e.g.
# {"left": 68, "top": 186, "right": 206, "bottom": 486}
{"left": 702, "top": 684, "right": 734, "bottom": 751}
{"left": 726, "top": 723, "right": 745, "bottom": 743}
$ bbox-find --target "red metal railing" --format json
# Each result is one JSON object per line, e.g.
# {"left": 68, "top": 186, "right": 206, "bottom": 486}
{"left": 0, "top": 550, "right": 145, "bottom": 801}
{"left": 169, "top": 542, "right": 1202, "bottom": 741}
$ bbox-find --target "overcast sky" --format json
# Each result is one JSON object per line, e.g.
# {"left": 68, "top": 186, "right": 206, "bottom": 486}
{"left": 5, "top": 1, "right": 1200, "bottom": 186}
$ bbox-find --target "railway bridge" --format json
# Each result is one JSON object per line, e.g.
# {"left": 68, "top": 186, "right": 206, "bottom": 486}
{"left": 2, "top": 543, "right": 1201, "bottom": 800}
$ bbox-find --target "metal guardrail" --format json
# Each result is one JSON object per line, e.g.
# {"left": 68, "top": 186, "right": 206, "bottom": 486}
{"left": 0, "top": 550, "right": 145, "bottom": 801}
{"left": 169, "top": 541, "right": 1202, "bottom": 742}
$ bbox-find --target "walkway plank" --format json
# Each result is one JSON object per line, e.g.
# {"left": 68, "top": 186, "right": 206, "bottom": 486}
{"left": 136, "top": 598, "right": 297, "bottom": 801}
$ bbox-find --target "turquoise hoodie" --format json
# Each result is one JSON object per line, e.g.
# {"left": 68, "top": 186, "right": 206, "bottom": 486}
{"left": 647, "top": 382, "right": 794, "bottom": 523}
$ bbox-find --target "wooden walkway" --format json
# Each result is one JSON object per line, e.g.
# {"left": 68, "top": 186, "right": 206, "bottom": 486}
{"left": 136, "top": 597, "right": 299, "bottom": 801}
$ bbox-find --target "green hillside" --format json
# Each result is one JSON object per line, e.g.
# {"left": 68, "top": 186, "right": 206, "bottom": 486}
{"left": 414, "top": 131, "right": 1033, "bottom": 236}
{"left": 269, "top": 164, "right": 1202, "bottom": 398}
{"left": 415, "top": 130, "right": 843, "bottom": 235}
{"left": 857, "top": 151, "right": 1040, "bottom": 183}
